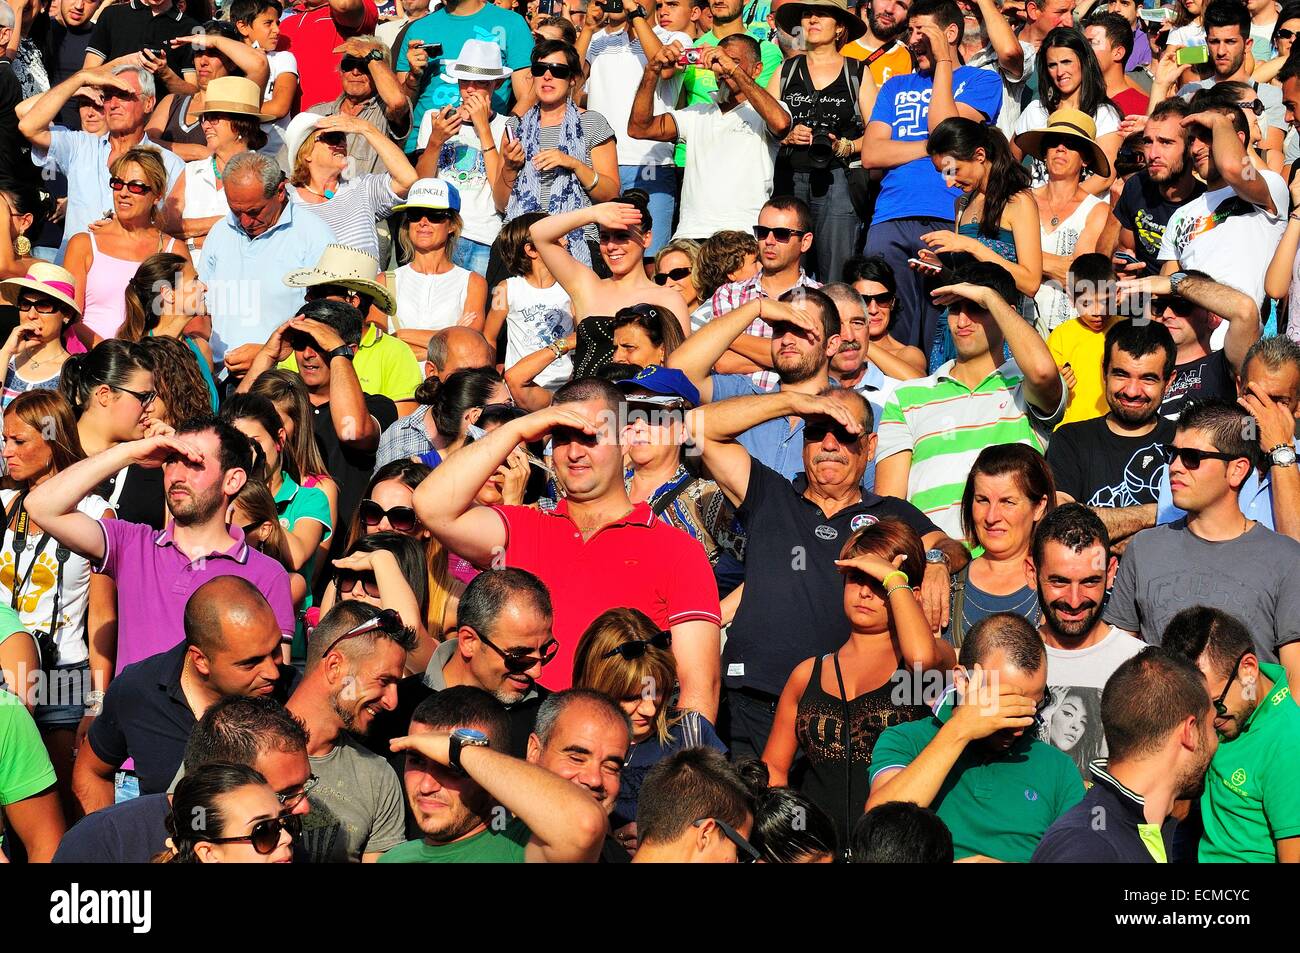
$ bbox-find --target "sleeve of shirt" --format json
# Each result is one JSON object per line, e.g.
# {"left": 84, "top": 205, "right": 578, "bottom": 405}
{"left": 504, "top": 11, "right": 536, "bottom": 69}
{"left": 1045, "top": 426, "right": 1083, "bottom": 502}
{"left": 707, "top": 372, "right": 758, "bottom": 402}
{"left": 1052, "top": 755, "right": 1087, "bottom": 818}
{"left": 874, "top": 389, "right": 913, "bottom": 462}
{"left": 365, "top": 762, "right": 409, "bottom": 854}
{"left": 265, "top": 566, "right": 296, "bottom": 639}
{"left": 886, "top": 498, "right": 941, "bottom": 540}
{"left": 293, "top": 486, "right": 334, "bottom": 542}
{"left": 955, "top": 67, "right": 1003, "bottom": 122}
{"left": 366, "top": 393, "right": 399, "bottom": 432}
{"left": 668, "top": 105, "right": 698, "bottom": 143}
{"left": 582, "top": 110, "right": 616, "bottom": 149}
{"left": 92, "top": 516, "right": 132, "bottom": 577}
{"left": 1271, "top": 544, "right": 1300, "bottom": 651}
{"left": 1102, "top": 538, "right": 1142, "bottom": 632}
{"left": 36, "top": 125, "right": 79, "bottom": 172}
{"left": 1113, "top": 182, "right": 1137, "bottom": 232}
{"left": 666, "top": 528, "right": 722, "bottom": 628}
{"left": 867, "top": 722, "right": 922, "bottom": 783}
{"left": 85, "top": 9, "right": 112, "bottom": 59}
{"left": 1261, "top": 736, "right": 1300, "bottom": 840}
{"left": 0, "top": 698, "right": 57, "bottom": 806}
{"left": 339, "top": 0, "right": 379, "bottom": 37}
{"left": 86, "top": 676, "right": 130, "bottom": 769}
{"left": 1157, "top": 211, "right": 1181, "bottom": 262}
{"left": 490, "top": 503, "right": 541, "bottom": 569}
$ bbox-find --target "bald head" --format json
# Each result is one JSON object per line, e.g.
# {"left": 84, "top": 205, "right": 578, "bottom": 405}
{"left": 184, "top": 576, "right": 279, "bottom": 655}
{"left": 427, "top": 327, "right": 494, "bottom": 379}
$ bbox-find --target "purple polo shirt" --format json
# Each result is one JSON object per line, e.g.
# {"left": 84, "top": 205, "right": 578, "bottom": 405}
{"left": 95, "top": 519, "right": 295, "bottom": 675}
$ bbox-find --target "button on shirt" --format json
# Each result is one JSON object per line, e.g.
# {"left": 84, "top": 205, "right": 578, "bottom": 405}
{"left": 489, "top": 500, "right": 721, "bottom": 692}
{"left": 198, "top": 200, "right": 336, "bottom": 363}
{"left": 94, "top": 518, "right": 296, "bottom": 675}
{"left": 32, "top": 130, "right": 185, "bottom": 256}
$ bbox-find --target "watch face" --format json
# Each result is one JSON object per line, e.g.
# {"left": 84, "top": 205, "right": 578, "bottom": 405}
{"left": 455, "top": 728, "right": 489, "bottom": 743}
{"left": 925, "top": 548, "right": 944, "bottom": 562}
{"left": 1275, "top": 447, "right": 1297, "bottom": 465}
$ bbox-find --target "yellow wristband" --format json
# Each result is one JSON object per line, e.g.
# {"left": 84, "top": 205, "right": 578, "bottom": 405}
{"left": 881, "top": 570, "right": 908, "bottom": 589}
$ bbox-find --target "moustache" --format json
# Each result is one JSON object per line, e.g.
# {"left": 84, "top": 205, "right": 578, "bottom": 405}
{"left": 1050, "top": 600, "right": 1098, "bottom": 615}
{"left": 836, "top": 341, "right": 861, "bottom": 354}
{"left": 813, "top": 452, "right": 849, "bottom": 464}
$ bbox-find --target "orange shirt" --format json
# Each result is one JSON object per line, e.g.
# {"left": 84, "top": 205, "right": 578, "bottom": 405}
{"left": 840, "top": 38, "right": 914, "bottom": 86}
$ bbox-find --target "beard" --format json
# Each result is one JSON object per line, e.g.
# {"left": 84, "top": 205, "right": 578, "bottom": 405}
{"left": 329, "top": 682, "right": 369, "bottom": 737}
{"left": 1038, "top": 582, "right": 1106, "bottom": 641}
{"left": 776, "top": 347, "right": 824, "bottom": 385}
{"left": 1106, "top": 390, "right": 1159, "bottom": 427}
{"left": 167, "top": 483, "right": 225, "bottom": 527}
{"left": 1174, "top": 730, "right": 1215, "bottom": 799}
{"left": 868, "top": 6, "right": 908, "bottom": 42}
{"left": 1146, "top": 152, "right": 1187, "bottom": 184}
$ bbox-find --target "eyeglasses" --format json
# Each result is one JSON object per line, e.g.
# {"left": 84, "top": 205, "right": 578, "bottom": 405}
{"left": 653, "top": 267, "right": 693, "bottom": 285}
{"left": 16, "top": 295, "right": 59, "bottom": 314}
{"left": 1163, "top": 445, "right": 1248, "bottom": 470}
{"left": 406, "top": 209, "right": 453, "bottom": 225}
{"left": 204, "top": 812, "right": 302, "bottom": 855}
{"left": 110, "top": 384, "right": 156, "bottom": 407}
{"left": 474, "top": 628, "right": 559, "bottom": 674}
{"left": 358, "top": 499, "right": 419, "bottom": 533}
{"left": 1237, "top": 98, "right": 1265, "bottom": 116}
{"left": 601, "top": 630, "right": 672, "bottom": 660}
{"left": 316, "top": 131, "right": 348, "bottom": 148}
{"left": 321, "top": 606, "right": 403, "bottom": 659}
{"left": 336, "top": 569, "right": 381, "bottom": 599}
{"left": 239, "top": 518, "right": 267, "bottom": 537}
{"left": 1213, "top": 650, "right": 1251, "bottom": 718}
{"left": 276, "top": 774, "right": 318, "bottom": 810}
{"left": 693, "top": 816, "right": 761, "bottom": 862}
{"left": 1278, "top": 28, "right": 1298, "bottom": 42}
{"left": 752, "top": 225, "right": 807, "bottom": 242}
{"left": 1149, "top": 295, "right": 1195, "bottom": 317}
{"left": 861, "top": 291, "right": 895, "bottom": 308}
{"left": 531, "top": 61, "right": 576, "bottom": 79}
{"left": 802, "top": 420, "right": 861, "bottom": 445}
{"left": 109, "top": 177, "right": 153, "bottom": 195}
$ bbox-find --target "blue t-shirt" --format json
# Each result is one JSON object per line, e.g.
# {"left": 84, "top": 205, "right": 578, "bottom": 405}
{"left": 395, "top": 6, "right": 535, "bottom": 151}
{"left": 869, "top": 66, "right": 1003, "bottom": 224}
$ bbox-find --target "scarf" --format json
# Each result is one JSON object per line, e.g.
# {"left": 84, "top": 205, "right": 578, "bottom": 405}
{"left": 507, "top": 102, "right": 592, "bottom": 267}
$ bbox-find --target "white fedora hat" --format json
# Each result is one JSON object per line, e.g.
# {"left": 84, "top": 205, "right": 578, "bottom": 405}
{"left": 284, "top": 245, "right": 395, "bottom": 315}
{"left": 440, "top": 39, "right": 513, "bottom": 85}
{"left": 284, "top": 112, "right": 328, "bottom": 169}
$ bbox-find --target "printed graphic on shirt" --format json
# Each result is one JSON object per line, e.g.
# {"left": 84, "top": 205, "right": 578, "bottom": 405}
{"left": 1038, "top": 684, "right": 1104, "bottom": 778}
{"left": 1166, "top": 196, "right": 1258, "bottom": 256}
{"left": 517, "top": 298, "right": 571, "bottom": 346}
{"left": 888, "top": 80, "right": 970, "bottom": 138}
{"left": 1131, "top": 207, "right": 1168, "bottom": 259}
{"left": 1085, "top": 442, "right": 1169, "bottom": 508}
{"left": 439, "top": 139, "right": 488, "bottom": 190}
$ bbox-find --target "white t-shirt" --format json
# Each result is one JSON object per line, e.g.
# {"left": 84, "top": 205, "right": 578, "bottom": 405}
{"left": 970, "top": 39, "right": 1037, "bottom": 140}
{"left": 0, "top": 490, "right": 112, "bottom": 667}
{"left": 1041, "top": 627, "right": 1145, "bottom": 776}
{"left": 1014, "top": 99, "right": 1122, "bottom": 188}
{"left": 669, "top": 97, "right": 790, "bottom": 241}
{"left": 1167, "top": 23, "right": 1206, "bottom": 47}
{"left": 417, "top": 112, "right": 508, "bottom": 247}
{"left": 1157, "top": 170, "right": 1289, "bottom": 309}
{"left": 503, "top": 275, "right": 574, "bottom": 390}
{"left": 183, "top": 155, "right": 230, "bottom": 221}
{"left": 585, "top": 25, "right": 691, "bottom": 167}
{"left": 264, "top": 50, "right": 298, "bottom": 133}
{"left": 394, "top": 264, "right": 473, "bottom": 331}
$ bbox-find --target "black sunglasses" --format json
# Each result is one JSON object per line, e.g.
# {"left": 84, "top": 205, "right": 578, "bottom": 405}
{"left": 1164, "top": 445, "right": 1247, "bottom": 470}
{"left": 359, "top": 499, "right": 419, "bottom": 533}
{"left": 601, "top": 630, "right": 672, "bottom": 660}
{"left": 694, "top": 816, "right": 761, "bottom": 862}
{"left": 861, "top": 291, "right": 895, "bottom": 307}
{"left": 1213, "top": 650, "right": 1251, "bottom": 718}
{"left": 474, "top": 628, "right": 559, "bottom": 674}
{"left": 340, "top": 55, "right": 373, "bottom": 73}
{"left": 406, "top": 208, "right": 454, "bottom": 225}
{"left": 653, "top": 267, "right": 693, "bottom": 285}
{"left": 531, "top": 61, "right": 576, "bottom": 79}
{"left": 239, "top": 518, "right": 267, "bottom": 537}
{"left": 1278, "top": 28, "right": 1298, "bottom": 42}
{"left": 16, "top": 295, "right": 60, "bottom": 314}
{"left": 316, "top": 130, "right": 348, "bottom": 147}
{"left": 752, "top": 225, "right": 807, "bottom": 242}
{"left": 109, "top": 177, "right": 153, "bottom": 195}
{"left": 1033, "top": 686, "right": 1055, "bottom": 727}
{"left": 321, "top": 606, "right": 403, "bottom": 658}
{"left": 336, "top": 569, "right": 381, "bottom": 600}
{"left": 1237, "top": 98, "right": 1265, "bottom": 116}
{"left": 205, "top": 812, "right": 302, "bottom": 855}
{"left": 803, "top": 420, "right": 861, "bottom": 445}
{"left": 1150, "top": 295, "right": 1195, "bottom": 317}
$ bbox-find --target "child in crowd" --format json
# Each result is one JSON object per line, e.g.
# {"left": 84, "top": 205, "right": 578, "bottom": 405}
{"left": 1047, "top": 253, "right": 1120, "bottom": 428}
{"left": 230, "top": 0, "right": 300, "bottom": 133}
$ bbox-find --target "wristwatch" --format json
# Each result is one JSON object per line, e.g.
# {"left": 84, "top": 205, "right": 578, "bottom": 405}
{"left": 1168, "top": 271, "right": 1189, "bottom": 295}
{"left": 627, "top": 4, "right": 647, "bottom": 19}
{"left": 327, "top": 344, "right": 356, "bottom": 362}
{"left": 1269, "top": 443, "right": 1297, "bottom": 468}
{"left": 925, "top": 548, "right": 949, "bottom": 570}
{"left": 448, "top": 727, "right": 490, "bottom": 772}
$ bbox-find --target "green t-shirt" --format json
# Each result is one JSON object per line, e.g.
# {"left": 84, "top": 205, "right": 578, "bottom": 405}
{"left": 0, "top": 688, "right": 56, "bottom": 850}
{"left": 274, "top": 472, "right": 333, "bottom": 663}
{"left": 1200, "top": 663, "right": 1300, "bottom": 863}
{"left": 378, "top": 817, "right": 531, "bottom": 863}
{"left": 870, "top": 699, "right": 1085, "bottom": 862}
{"left": 674, "top": 32, "right": 785, "bottom": 167}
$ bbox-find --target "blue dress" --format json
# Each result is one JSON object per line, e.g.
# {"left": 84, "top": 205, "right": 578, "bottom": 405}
{"left": 928, "top": 222, "right": 1030, "bottom": 371}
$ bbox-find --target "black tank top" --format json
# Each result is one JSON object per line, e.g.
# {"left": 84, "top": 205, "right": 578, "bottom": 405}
{"left": 160, "top": 94, "right": 206, "bottom": 148}
{"left": 778, "top": 56, "right": 863, "bottom": 173}
{"left": 794, "top": 651, "right": 931, "bottom": 848}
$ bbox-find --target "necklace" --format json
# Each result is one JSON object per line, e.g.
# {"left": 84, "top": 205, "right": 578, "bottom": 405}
{"left": 1042, "top": 190, "right": 1074, "bottom": 228}
{"left": 302, "top": 183, "right": 336, "bottom": 200}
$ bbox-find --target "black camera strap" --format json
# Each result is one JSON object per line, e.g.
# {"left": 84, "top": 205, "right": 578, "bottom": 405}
{"left": 5, "top": 491, "right": 71, "bottom": 667}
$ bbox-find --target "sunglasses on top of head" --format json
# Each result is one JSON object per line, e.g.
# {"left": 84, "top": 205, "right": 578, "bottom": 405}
{"left": 204, "top": 812, "right": 302, "bottom": 855}
{"left": 321, "top": 606, "right": 403, "bottom": 657}
{"left": 653, "top": 266, "right": 693, "bottom": 285}
{"left": 601, "top": 629, "right": 672, "bottom": 661}
{"left": 531, "top": 61, "right": 575, "bottom": 80}
{"left": 109, "top": 177, "right": 153, "bottom": 195}
{"left": 358, "top": 498, "right": 419, "bottom": 533}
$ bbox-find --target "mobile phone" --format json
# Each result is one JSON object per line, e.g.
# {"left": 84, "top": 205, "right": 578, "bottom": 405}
{"left": 907, "top": 257, "right": 954, "bottom": 283}
{"left": 145, "top": 46, "right": 167, "bottom": 59}
{"left": 538, "top": 0, "right": 555, "bottom": 14}
{"left": 419, "top": 42, "right": 444, "bottom": 56}
{"left": 1137, "top": 6, "right": 1172, "bottom": 21}
{"left": 1113, "top": 251, "right": 1139, "bottom": 265}
{"left": 678, "top": 48, "right": 704, "bottom": 66}
{"left": 602, "top": 0, "right": 624, "bottom": 12}
{"left": 1176, "top": 45, "right": 1209, "bottom": 65}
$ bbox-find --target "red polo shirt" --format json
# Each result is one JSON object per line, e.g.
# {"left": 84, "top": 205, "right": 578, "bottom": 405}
{"left": 279, "top": 0, "right": 379, "bottom": 110}
{"left": 491, "top": 501, "right": 721, "bottom": 691}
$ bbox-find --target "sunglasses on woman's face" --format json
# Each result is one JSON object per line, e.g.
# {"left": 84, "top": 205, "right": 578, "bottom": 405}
{"left": 1278, "top": 28, "right": 1298, "bottom": 42}
{"left": 531, "top": 61, "right": 575, "bottom": 80}
{"left": 1164, "top": 445, "right": 1247, "bottom": 470}
{"left": 861, "top": 291, "right": 895, "bottom": 308}
{"left": 109, "top": 177, "right": 153, "bottom": 194}
{"left": 406, "top": 209, "right": 453, "bottom": 225}
{"left": 337, "top": 569, "right": 382, "bottom": 599}
{"left": 359, "top": 498, "right": 419, "bottom": 533}
{"left": 474, "top": 627, "right": 560, "bottom": 674}
{"left": 653, "top": 267, "right": 692, "bottom": 285}
{"left": 601, "top": 629, "right": 672, "bottom": 661}
{"left": 16, "top": 295, "right": 59, "bottom": 314}
{"left": 206, "top": 812, "right": 302, "bottom": 855}
{"left": 693, "top": 816, "right": 761, "bottom": 862}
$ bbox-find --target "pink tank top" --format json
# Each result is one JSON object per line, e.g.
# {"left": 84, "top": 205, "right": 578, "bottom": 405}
{"left": 81, "top": 232, "right": 154, "bottom": 340}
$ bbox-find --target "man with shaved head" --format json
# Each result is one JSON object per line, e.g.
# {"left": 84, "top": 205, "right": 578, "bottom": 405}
{"left": 71, "top": 576, "right": 295, "bottom": 816}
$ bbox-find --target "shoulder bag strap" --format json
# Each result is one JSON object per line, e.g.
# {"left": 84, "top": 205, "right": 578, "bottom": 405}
{"left": 831, "top": 650, "right": 854, "bottom": 861}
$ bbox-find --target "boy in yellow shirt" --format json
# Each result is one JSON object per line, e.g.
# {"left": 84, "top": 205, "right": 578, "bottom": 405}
{"left": 1047, "top": 253, "right": 1120, "bottom": 429}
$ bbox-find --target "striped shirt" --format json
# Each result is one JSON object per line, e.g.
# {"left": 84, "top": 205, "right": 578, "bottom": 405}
{"left": 288, "top": 172, "right": 399, "bottom": 261}
{"left": 875, "top": 358, "right": 1065, "bottom": 538}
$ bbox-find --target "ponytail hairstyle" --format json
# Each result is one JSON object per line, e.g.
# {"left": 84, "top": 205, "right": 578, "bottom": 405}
{"left": 927, "top": 118, "right": 1032, "bottom": 241}
{"left": 1036, "top": 26, "right": 1119, "bottom": 121}
{"left": 249, "top": 369, "right": 329, "bottom": 481}
{"left": 155, "top": 762, "right": 268, "bottom": 864}
{"left": 220, "top": 393, "right": 287, "bottom": 484}
{"left": 411, "top": 366, "right": 505, "bottom": 436}
{"left": 1, "top": 390, "right": 85, "bottom": 483}
{"left": 122, "top": 252, "right": 190, "bottom": 342}
{"left": 232, "top": 480, "right": 293, "bottom": 570}
{"left": 140, "top": 336, "right": 212, "bottom": 427}
{"left": 59, "top": 338, "right": 154, "bottom": 419}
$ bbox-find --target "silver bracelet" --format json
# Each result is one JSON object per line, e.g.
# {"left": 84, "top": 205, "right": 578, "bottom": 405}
{"left": 84, "top": 690, "right": 105, "bottom": 716}
{"left": 585, "top": 170, "right": 599, "bottom": 193}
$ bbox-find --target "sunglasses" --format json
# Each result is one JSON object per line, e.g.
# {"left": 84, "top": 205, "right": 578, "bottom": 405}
{"left": 285, "top": 330, "right": 322, "bottom": 352}
{"left": 601, "top": 629, "right": 672, "bottom": 661}
{"left": 653, "top": 267, "right": 692, "bottom": 285}
{"left": 109, "top": 177, "right": 153, "bottom": 194}
{"left": 1236, "top": 98, "right": 1265, "bottom": 116}
{"left": 358, "top": 499, "right": 419, "bottom": 533}
{"left": 205, "top": 812, "right": 302, "bottom": 855}
{"left": 1213, "top": 650, "right": 1251, "bottom": 718}
{"left": 16, "top": 295, "right": 60, "bottom": 314}
{"left": 752, "top": 225, "right": 807, "bottom": 242}
{"left": 336, "top": 569, "right": 381, "bottom": 599}
{"left": 110, "top": 383, "right": 157, "bottom": 407}
{"left": 406, "top": 209, "right": 453, "bottom": 225}
{"left": 1150, "top": 295, "right": 1195, "bottom": 317}
{"left": 340, "top": 55, "right": 373, "bottom": 73}
{"left": 474, "top": 628, "right": 559, "bottom": 674}
{"left": 531, "top": 61, "right": 576, "bottom": 79}
{"left": 1164, "top": 445, "right": 1248, "bottom": 469}
{"left": 693, "top": 816, "right": 761, "bottom": 862}
{"left": 598, "top": 229, "right": 637, "bottom": 245}
{"left": 803, "top": 420, "right": 861, "bottom": 445}
{"left": 276, "top": 774, "right": 318, "bottom": 810}
{"left": 239, "top": 518, "right": 267, "bottom": 537}
{"left": 1278, "top": 28, "right": 1298, "bottom": 42}
{"left": 321, "top": 606, "right": 404, "bottom": 658}
{"left": 861, "top": 291, "right": 895, "bottom": 308}
{"left": 316, "top": 131, "right": 348, "bottom": 148}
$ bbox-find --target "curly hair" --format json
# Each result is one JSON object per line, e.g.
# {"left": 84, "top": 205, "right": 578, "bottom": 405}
{"left": 140, "top": 335, "right": 212, "bottom": 426}
{"left": 694, "top": 230, "right": 759, "bottom": 301}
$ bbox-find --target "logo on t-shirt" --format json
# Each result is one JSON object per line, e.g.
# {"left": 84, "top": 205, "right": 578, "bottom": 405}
{"left": 814, "top": 525, "right": 839, "bottom": 540}
{"left": 850, "top": 514, "right": 878, "bottom": 532}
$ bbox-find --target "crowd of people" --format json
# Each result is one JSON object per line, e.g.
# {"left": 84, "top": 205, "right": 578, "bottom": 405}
{"left": 0, "top": 0, "right": 1298, "bottom": 865}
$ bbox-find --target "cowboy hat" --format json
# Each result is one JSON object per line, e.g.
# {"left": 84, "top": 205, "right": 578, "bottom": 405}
{"left": 775, "top": 0, "right": 868, "bottom": 44}
{"left": 392, "top": 177, "right": 462, "bottom": 214}
{"left": 1, "top": 262, "right": 81, "bottom": 316}
{"left": 283, "top": 245, "right": 395, "bottom": 315}
{"left": 284, "top": 112, "right": 340, "bottom": 169}
{"left": 198, "top": 76, "right": 275, "bottom": 123}
{"left": 440, "top": 38, "right": 514, "bottom": 85}
{"left": 1014, "top": 108, "right": 1112, "bottom": 178}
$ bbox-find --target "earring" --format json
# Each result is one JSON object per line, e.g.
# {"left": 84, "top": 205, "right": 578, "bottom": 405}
{"left": 14, "top": 235, "right": 30, "bottom": 257}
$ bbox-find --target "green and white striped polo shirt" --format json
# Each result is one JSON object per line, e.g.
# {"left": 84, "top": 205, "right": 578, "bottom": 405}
{"left": 876, "top": 359, "right": 1065, "bottom": 538}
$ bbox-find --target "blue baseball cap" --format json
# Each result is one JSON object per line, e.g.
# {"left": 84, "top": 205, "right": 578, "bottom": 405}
{"left": 615, "top": 365, "right": 700, "bottom": 407}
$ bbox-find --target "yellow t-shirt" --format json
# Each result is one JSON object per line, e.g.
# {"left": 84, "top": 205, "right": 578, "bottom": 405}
{"left": 1047, "top": 317, "right": 1116, "bottom": 429}
{"left": 279, "top": 324, "right": 423, "bottom": 403}
{"left": 840, "top": 39, "right": 913, "bottom": 87}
